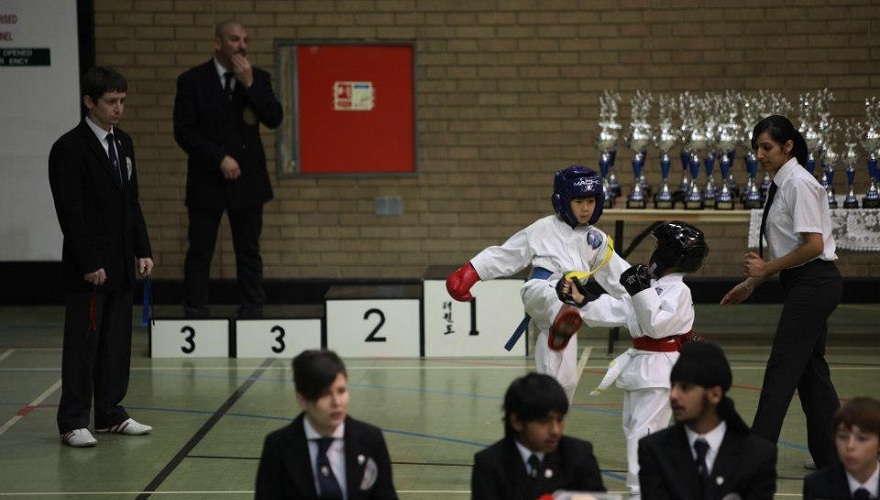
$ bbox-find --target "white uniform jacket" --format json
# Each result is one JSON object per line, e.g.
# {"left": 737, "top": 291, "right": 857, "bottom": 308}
{"left": 583, "top": 272, "right": 694, "bottom": 390}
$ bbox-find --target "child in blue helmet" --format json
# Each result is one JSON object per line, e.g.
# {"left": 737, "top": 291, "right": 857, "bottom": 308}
{"left": 446, "top": 165, "right": 630, "bottom": 402}
{"left": 558, "top": 220, "right": 710, "bottom": 498}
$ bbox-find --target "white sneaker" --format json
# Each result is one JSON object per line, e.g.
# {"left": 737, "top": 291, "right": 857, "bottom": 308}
{"left": 804, "top": 458, "right": 817, "bottom": 470}
{"left": 61, "top": 428, "right": 98, "bottom": 447}
{"left": 96, "top": 418, "right": 152, "bottom": 435}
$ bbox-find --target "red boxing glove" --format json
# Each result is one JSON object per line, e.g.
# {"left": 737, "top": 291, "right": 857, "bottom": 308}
{"left": 446, "top": 262, "right": 480, "bottom": 302}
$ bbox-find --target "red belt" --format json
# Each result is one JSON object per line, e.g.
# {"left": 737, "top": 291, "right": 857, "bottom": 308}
{"left": 631, "top": 331, "right": 696, "bottom": 352}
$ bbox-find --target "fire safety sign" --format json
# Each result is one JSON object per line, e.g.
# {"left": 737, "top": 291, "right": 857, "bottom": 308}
{"left": 334, "top": 81, "right": 374, "bottom": 111}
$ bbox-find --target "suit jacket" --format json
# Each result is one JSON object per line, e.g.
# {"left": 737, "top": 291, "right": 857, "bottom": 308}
{"left": 255, "top": 414, "right": 398, "bottom": 500}
{"left": 471, "top": 435, "right": 606, "bottom": 500}
{"left": 804, "top": 462, "right": 880, "bottom": 500}
{"left": 48, "top": 121, "right": 151, "bottom": 292}
{"left": 638, "top": 423, "right": 777, "bottom": 500}
{"left": 173, "top": 59, "right": 283, "bottom": 210}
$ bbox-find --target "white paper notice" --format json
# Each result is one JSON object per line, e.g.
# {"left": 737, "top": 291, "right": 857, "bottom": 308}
{"left": 334, "top": 81, "right": 375, "bottom": 111}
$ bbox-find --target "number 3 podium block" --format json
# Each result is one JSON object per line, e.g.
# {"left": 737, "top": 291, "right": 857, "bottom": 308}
{"left": 325, "top": 284, "right": 421, "bottom": 358}
{"left": 150, "top": 319, "right": 230, "bottom": 358}
{"left": 235, "top": 305, "right": 323, "bottom": 358}
{"left": 422, "top": 265, "right": 527, "bottom": 357}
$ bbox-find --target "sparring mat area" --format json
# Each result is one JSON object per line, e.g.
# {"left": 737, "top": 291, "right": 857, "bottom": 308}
{"left": 0, "top": 303, "right": 878, "bottom": 499}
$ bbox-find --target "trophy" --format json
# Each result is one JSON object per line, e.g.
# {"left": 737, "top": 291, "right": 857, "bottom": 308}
{"left": 683, "top": 96, "right": 712, "bottom": 210}
{"left": 798, "top": 90, "right": 830, "bottom": 177}
{"left": 676, "top": 92, "right": 695, "bottom": 202}
{"left": 596, "top": 90, "right": 622, "bottom": 207}
{"left": 625, "top": 90, "right": 653, "bottom": 209}
{"left": 822, "top": 142, "right": 839, "bottom": 209}
{"left": 860, "top": 98, "right": 880, "bottom": 209}
{"left": 739, "top": 94, "right": 762, "bottom": 209}
{"left": 742, "top": 149, "right": 763, "bottom": 209}
{"left": 714, "top": 93, "right": 740, "bottom": 210}
{"left": 842, "top": 120, "right": 860, "bottom": 209}
{"left": 699, "top": 95, "right": 719, "bottom": 206}
{"left": 653, "top": 95, "right": 678, "bottom": 209}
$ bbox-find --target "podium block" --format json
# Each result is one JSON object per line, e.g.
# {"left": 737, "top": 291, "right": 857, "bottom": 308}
{"left": 235, "top": 318, "right": 322, "bottom": 358}
{"left": 423, "top": 266, "right": 526, "bottom": 357}
{"left": 150, "top": 319, "right": 230, "bottom": 358}
{"left": 325, "top": 285, "right": 421, "bottom": 357}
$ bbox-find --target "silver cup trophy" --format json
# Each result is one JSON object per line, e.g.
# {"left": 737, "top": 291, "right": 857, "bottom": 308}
{"left": 842, "top": 120, "right": 860, "bottom": 209}
{"left": 860, "top": 98, "right": 880, "bottom": 209}
{"left": 596, "top": 90, "right": 622, "bottom": 207}
{"left": 653, "top": 95, "right": 678, "bottom": 209}
{"left": 625, "top": 91, "right": 652, "bottom": 209}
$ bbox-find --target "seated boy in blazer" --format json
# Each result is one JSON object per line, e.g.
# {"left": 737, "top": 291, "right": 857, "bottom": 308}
{"left": 471, "top": 372, "right": 606, "bottom": 499}
{"left": 255, "top": 350, "right": 398, "bottom": 500}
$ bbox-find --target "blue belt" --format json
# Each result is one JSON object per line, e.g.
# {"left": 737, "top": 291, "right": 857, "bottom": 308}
{"left": 504, "top": 267, "right": 553, "bottom": 351}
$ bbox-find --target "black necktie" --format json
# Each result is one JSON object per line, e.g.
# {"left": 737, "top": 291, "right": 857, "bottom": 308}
{"left": 106, "top": 132, "right": 122, "bottom": 186}
{"left": 759, "top": 181, "right": 778, "bottom": 259}
{"left": 853, "top": 488, "right": 871, "bottom": 500}
{"left": 315, "top": 437, "right": 343, "bottom": 500}
{"left": 527, "top": 454, "right": 541, "bottom": 478}
{"left": 223, "top": 71, "right": 234, "bottom": 101}
{"left": 694, "top": 438, "right": 710, "bottom": 480}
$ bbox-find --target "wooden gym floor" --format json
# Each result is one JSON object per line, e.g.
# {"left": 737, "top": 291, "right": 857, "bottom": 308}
{"left": 0, "top": 303, "right": 878, "bottom": 499}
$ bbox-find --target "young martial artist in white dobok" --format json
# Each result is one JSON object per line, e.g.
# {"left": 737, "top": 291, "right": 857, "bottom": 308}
{"left": 557, "top": 220, "right": 710, "bottom": 499}
{"left": 446, "top": 165, "right": 629, "bottom": 402}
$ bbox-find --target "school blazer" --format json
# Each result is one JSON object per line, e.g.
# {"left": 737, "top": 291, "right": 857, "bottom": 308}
{"left": 173, "top": 59, "right": 283, "bottom": 210}
{"left": 471, "top": 435, "right": 606, "bottom": 500}
{"left": 254, "top": 414, "right": 398, "bottom": 500}
{"left": 638, "top": 423, "right": 777, "bottom": 500}
{"left": 48, "top": 121, "right": 151, "bottom": 292}
{"left": 804, "top": 462, "right": 880, "bottom": 500}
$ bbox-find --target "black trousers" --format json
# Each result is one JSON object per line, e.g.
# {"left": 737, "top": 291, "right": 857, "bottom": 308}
{"left": 56, "top": 287, "right": 133, "bottom": 433}
{"left": 183, "top": 206, "right": 265, "bottom": 317}
{"left": 751, "top": 259, "right": 842, "bottom": 468}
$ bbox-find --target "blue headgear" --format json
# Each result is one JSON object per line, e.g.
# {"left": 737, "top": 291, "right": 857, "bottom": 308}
{"left": 551, "top": 165, "right": 604, "bottom": 228}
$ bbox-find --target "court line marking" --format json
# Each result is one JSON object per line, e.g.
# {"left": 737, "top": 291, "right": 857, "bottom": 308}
{"left": 0, "top": 378, "right": 61, "bottom": 437}
{"left": 0, "top": 349, "right": 13, "bottom": 362}
{"left": 134, "top": 358, "right": 273, "bottom": 500}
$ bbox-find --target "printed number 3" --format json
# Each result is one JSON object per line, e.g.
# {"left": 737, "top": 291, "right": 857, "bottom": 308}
{"left": 270, "top": 325, "right": 286, "bottom": 353}
{"left": 181, "top": 326, "right": 196, "bottom": 354}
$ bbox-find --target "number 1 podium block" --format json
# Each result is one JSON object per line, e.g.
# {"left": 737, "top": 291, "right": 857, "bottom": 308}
{"left": 325, "top": 285, "right": 421, "bottom": 358}
{"left": 422, "top": 265, "right": 527, "bottom": 357}
{"left": 150, "top": 319, "right": 230, "bottom": 358}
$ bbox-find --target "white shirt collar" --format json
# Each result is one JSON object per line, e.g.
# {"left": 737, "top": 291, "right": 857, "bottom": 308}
{"left": 685, "top": 420, "right": 727, "bottom": 468}
{"left": 514, "top": 439, "right": 544, "bottom": 468}
{"left": 846, "top": 460, "right": 880, "bottom": 498}
{"left": 303, "top": 416, "right": 345, "bottom": 441}
{"left": 769, "top": 157, "right": 800, "bottom": 186}
{"left": 84, "top": 115, "right": 113, "bottom": 142}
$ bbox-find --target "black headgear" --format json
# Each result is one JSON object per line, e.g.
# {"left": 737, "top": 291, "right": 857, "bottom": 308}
{"left": 649, "top": 220, "right": 709, "bottom": 276}
{"left": 670, "top": 341, "right": 732, "bottom": 393}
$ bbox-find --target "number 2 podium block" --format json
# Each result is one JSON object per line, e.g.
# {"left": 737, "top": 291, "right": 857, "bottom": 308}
{"left": 150, "top": 319, "right": 230, "bottom": 358}
{"left": 422, "top": 265, "right": 527, "bottom": 357}
{"left": 325, "top": 285, "right": 421, "bottom": 358}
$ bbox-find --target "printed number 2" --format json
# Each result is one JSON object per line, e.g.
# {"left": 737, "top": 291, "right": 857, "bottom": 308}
{"left": 181, "top": 326, "right": 196, "bottom": 354}
{"left": 364, "top": 308, "right": 387, "bottom": 342}
{"left": 270, "top": 325, "right": 286, "bottom": 353}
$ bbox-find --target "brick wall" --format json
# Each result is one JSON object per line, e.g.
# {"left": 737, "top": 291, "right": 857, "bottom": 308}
{"left": 93, "top": 0, "right": 880, "bottom": 281}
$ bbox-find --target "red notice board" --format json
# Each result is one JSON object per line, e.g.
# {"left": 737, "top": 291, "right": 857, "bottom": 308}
{"left": 295, "top": 43, "right": 415, "bottom": 175}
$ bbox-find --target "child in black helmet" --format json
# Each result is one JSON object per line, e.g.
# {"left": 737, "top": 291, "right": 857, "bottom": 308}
{"left": 558, "top": 220, "right": 709, "bottom": 498}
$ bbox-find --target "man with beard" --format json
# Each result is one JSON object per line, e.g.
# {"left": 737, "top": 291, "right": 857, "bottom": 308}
{"left": 638, "top": 341, "right": 777, "bottom": 500}
{"left": 173, "top": 19, "right": 283, "bottom": 319}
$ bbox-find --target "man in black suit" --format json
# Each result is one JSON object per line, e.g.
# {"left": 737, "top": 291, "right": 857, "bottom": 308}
{"left": 49, "top": 67, "right": 154, "bottom": 447}
{"left": 804, "top": 397, "right": 880, "bottom": 500}
{"left": 173, "top": 19, "right": 283, "bottom": 319}
{"left": 471, "top": 372, "right": 606, "bottom": 500}
{"left": 255, "top": 350, "right": 398, "bottom": 499}
{"left": 638, "top": 341, "right": 777, "bottom": 500}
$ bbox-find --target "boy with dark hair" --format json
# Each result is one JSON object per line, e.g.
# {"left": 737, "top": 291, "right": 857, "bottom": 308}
{"left": 50, "top": 66, "right": 154, "bottom": 447}
{"left": 804, "top": 397, "right": 880, "bottom": 499}
{"left": 255, "top": 350, "right": 398, "bottom": 500}
{"left": 471, "top": 372, "right": 606, "bottom": 500}
{"left": 638, "top": 341, "right": 777, "bottom": 500}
